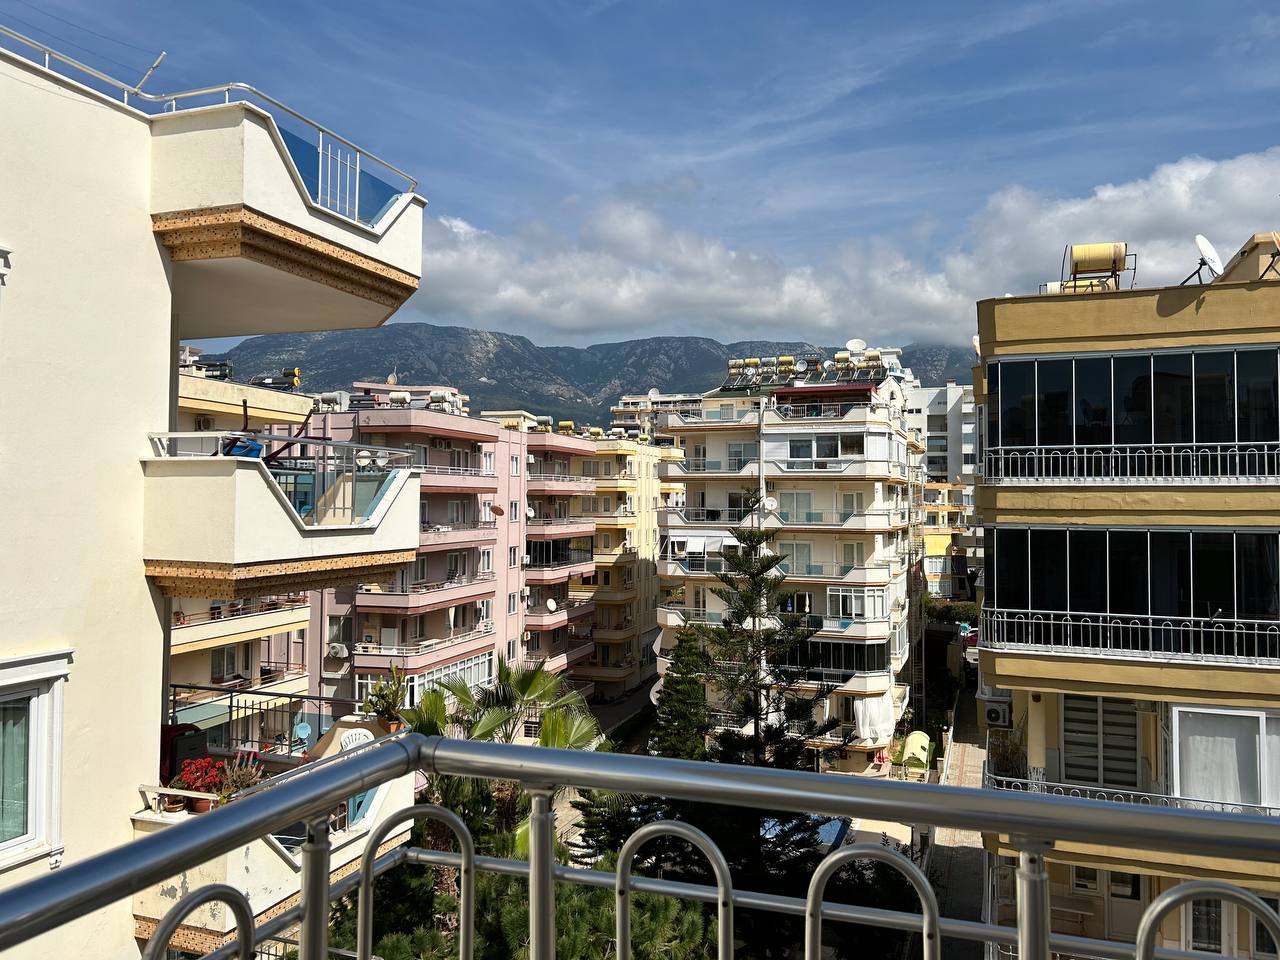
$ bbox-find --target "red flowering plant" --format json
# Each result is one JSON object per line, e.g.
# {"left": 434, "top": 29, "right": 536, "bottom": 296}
{"left": 177, "top": 757, "right": 226, "bottom": 794}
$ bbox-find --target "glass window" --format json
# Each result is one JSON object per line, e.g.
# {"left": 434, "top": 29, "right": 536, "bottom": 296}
{"left": 1177, "top": 709, "right": 1261, "bottom": 806}
{"left": 788, "top": 438, "right": 810, "bottom": 459}
{"left": 0, "top": 694, "right": 31, "bottom": 844}
{"left": 1071, "top": 866, "right": 1099, "bottom": 894}
{"left": 1153, "top": 353, "right": 1194, "bottom": 443}
{"left": 1036, "top": 359, "right": 1073, "bottom": 446}
{"left": 1068, "top": 530, "right": 1107, "bottom": 613}
{"left": 1238, "top": 533, "right": 1280, "bottom": 621}
{"left": 1108, "top": 531, "right": 1148, "bottom": 614}
{"left": 1238, "top": 349, "right": 1279, "bottom": 443}
{"left": 1149, "top": 531, "right": 1191, "bottom": 617}
{"left": 815, "top": 435, "right": 839, "bottom": 459}
{"left": 1194, "top": 351, "right": 1235, "bottom": 444}
{"left": 1113, "top": 354, "right": 1152, "bottom": 444}
{"left": 1074, "top": 357, "right": 1112, "bottom": 446}
{"left": 986, "top": 362, "right": 1001, "bottom": 447}
{"left": 999, "top": 361, "right": 1035, "bottom": 447}
{"left": 1256, "top": 896, "right": 1279, "bottom": 958}
{"left": 1188, "top": 899, "right": 1223, "bottom": 953}
{"left": 839, "top": 434, "right": 864, "bottom": 457}
{"left": 995, "top": 528, "right": 1028, "bottom": 609}
{"left": 1193, "top": 531, "right": 1235, "bottom": 619}
{"left": 1029, "top": 529, "right": 1067, "bottom": 611}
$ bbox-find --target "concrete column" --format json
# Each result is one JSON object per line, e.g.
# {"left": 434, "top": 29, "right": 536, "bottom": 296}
{"left": 1026, "top": 691, "right": 1046, "bottom": 787}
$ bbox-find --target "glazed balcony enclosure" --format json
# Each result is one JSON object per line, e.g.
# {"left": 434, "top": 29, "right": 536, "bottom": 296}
{"left": 6, "top": 734, "right": 1280, "bottom": 960}
{"left": 144, "top": 433, "right": 420, "bottom": 597}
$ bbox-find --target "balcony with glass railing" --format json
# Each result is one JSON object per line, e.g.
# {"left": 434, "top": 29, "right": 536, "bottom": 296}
{"left": 144, "top": 433, "right": 420, "bottom": 595}
{"left": 417, "top": 462, "right": 500, "bottom": 492}
{"left": 9, "top": 733, "right": 1280, "bottom": 960}
{"left": 767, "top": 507, "right": 910, "bottom": 531}
{"left": 353, "top": 620, "right": 496, "bottom": 665}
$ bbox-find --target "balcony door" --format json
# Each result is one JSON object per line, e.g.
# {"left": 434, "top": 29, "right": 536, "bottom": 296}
{"left": 841, "top": 491, "right": 863, "bottom": 520}
{"left": 777, "top": 541, "right": 811, "bottom": 575}
{"left": 779, "top": 491, "right": 812, "bottom": 522}
{"left": 1061, "top": 695, "right": 1139, "bottom": 788}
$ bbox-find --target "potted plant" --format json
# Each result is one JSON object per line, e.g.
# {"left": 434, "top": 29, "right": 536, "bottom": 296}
{"left": 160, "top": 777, "right": 187, "bottom": 813}
{"left": 216, "top": 756, "right": 264, "bottom": 806}
{"left": 362, "top": 663, "right": 408, "bottom": 731}
{"left": 176, "top": 757, "right": 225, "bottom": 813}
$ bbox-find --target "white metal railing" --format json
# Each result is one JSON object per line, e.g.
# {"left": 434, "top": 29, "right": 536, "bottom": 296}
{"left": 985, "top": 443, "right": 1280, "bottom": 483}
{"left": 670, "top": 507, "right": 751, "bottom": 523}
{"left": 984, "top": 766, "right": 1280, "bottom": 818}
{"left": 420, "top": 520, "right": 497, "bottom": 534}
{"left": 658, "top": 605, "right": 724, "bottom": 624}
{"left": 417, "top": 463, "right": 496, "bottom": 477}
{"left": 0, "top": 24, "right": 415, "bottom": 228}
{"left": 149, "top": 431, "right": 412, "bottom": 526}
{"left": 172, "top": 594, "right": 308, "bottom": 628}
{"left": 777, "top": 559, "right": 894, "bottom": 580}
{"left": 8, "top": 734, "right": 1280, "bottom": 960}
{"left": 354, "top": 621, "right": 495, "bottom": 657}
{"left": 982, "top": 608, "right": 1280, "bottom": 665}
{"left": 771, "top": 401, "right": 873, "bottom": 420}
{"left": 773, "top": 508, "right": 909, "bottom": 526}
{"left": 773, "top": 458, "right": 904, "bottom": 476}
{"left": 677, "top": 457, "right": 757, "bottom": 473}
{"left": 527, "top": 517, "right": 596, "bottom": 526}
{"left": 358, "top": 572, "right": 496, "bottom": 596}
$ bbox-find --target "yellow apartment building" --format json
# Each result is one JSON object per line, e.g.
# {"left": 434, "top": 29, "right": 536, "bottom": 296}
{"left": 977, "top": 234, "right": 1280, "bottom": 956}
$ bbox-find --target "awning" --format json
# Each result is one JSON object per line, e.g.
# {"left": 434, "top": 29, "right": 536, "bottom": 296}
{"left": 686, "top": 537, "right": 706, "bottom": 553}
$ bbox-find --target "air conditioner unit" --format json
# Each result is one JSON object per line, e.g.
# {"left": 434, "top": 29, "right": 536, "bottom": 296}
{"left": 521, "top": 586, "right": 530, "bottom": 597}
{"left": 985, "top": 702, "right": 1012, "bottom": 729}
{"left": 431, "top": 438, "right": 450, "bottom": 450}
{"left": 194, "top": 415, "right": 216, "bottom": 432}
{"left": 328, "top": 642, "right": 349, "bottom": 659}
{"left": 522, "top": 554, "right": 531, "bottom": 565}
{"left": 527, "top": 454, "right": 536, "bottom": 464}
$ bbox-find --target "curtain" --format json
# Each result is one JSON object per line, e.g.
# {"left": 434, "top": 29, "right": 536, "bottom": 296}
{"left": 1267, "top": 717, "right": 1280, "bottom": 807}
{"left": 0, "top": 696, "right": 30, "bottom": 843}
{"left": 1178, "top": 710, "right": 1259, "bottom": 806}
{"left": 853, "top": 689, "right": 895, "bottom": 742}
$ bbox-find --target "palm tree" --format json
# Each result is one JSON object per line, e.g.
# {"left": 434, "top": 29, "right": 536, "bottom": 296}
{"left": 435, "top": 656, "right": 598, "bottom": 745}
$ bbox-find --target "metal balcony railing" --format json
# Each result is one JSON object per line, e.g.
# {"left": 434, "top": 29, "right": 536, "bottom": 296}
{"left": 354, "top": 621, "right": 496, "bottom": 657}
{"left": 658, "top": 605, "right": 724, "bottom": 625}
{"left": 672, "top": 507, "right": 751, "bottom": 523}
{"left": 172, "top": 594, "right": 308, "bottom": 628}
{"left": 359, "top": 572, "right": 496, "bottom": 596}
{"left": 679, "top": 457, "right": 756, "bottom": 473}
{"left": 150, "top": 432, "right": 413, "bottom": 526}
{"left": 420, "top": 520, "right": 498, "bottom": 534}
{"left": 982, "top": 608, "right": 1280, "bottom": 666}
{"left": 525, "top": 550, "right": 595, "bottom": 569}
{"left": 0, "top": 25, "right": 416, "bottom": 229}
{"left": 774, "top": 508, "right": 910, "bottom": 526}
{"left": 7, "top": 734, "right": 1280, "bottom": 960}
{"left": 984, "top": 442, "right": 1280, "bottom": 484}
{"left": 416, "top": 463, "right": 496, "bottom": 477}
{"left": 771, "top": 401, "right": 872, "bottom": 420}
{"left": 167, "top": 686, "right": 359, "bottom": 759}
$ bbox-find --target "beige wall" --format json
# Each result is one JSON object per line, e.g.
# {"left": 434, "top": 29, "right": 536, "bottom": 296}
{"left": 0, "top": 57, "right": 171, "bottom": 959}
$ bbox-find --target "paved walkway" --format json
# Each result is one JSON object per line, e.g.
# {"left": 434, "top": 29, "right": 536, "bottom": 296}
{"left": 931, "top": 688, "right": 988, "bottom": 960}
{"left": 589, "top": 675, "right": 658, "bottom": 735}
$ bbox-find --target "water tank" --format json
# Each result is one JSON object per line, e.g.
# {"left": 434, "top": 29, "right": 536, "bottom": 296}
{"left": 1070, "top": 242, "right": 1127, "bottom": 277}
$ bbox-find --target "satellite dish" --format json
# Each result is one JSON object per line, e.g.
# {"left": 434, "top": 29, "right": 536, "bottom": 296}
{"left": 795, "top": 359, "right": 809, "bottom": 372}
{"left": 762, "top": 496, "right": 779, "bottom": 512}
{"left": 355, "top": 449, "right": 373, "bottom": 468}
{"left": 846, "top": 338, "right": 867, "bottom": 353}
{"left": 822, "top": 360, "right": 835, "bottom": 372}
{"left": 546, "top": 597, "right": 558, "bottom": 612}
{"left": 525, "top": 506, "right": 536, "bottom": 519}
{"left": 491, "top": 504, "right": 505, "bottom": 517}
{"left": 374, "top": 451, "right": 391, "bottom": 468}
{"left": 647, "top": 387, "right": 660, "bottom": 400}
{"left": 1196, "top": 234, "right": 1224, "bottom": 278}
{"left": 971, "top": 334, "right": 981, "bottom": 357}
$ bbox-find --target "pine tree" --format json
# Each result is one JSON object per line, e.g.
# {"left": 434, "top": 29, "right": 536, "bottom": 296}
{"left": 651, "top": 626, "right": 712, "bottom": 760}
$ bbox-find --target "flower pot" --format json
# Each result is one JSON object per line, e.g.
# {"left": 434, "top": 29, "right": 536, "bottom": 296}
{"left": 187, "top": 797, "right": 213, "bottom": 814}
{"left": 384, "top": 720, "right": 405, "bottom": 733}
{"left": 161, "top": 795, "right": 186, "bottom": 814}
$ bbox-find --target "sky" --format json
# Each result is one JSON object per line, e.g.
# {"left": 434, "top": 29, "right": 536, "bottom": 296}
{"left": 11, "top": 0, "right": 1280, "bottom": 348}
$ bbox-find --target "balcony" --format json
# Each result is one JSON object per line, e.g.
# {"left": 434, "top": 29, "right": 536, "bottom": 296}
{"left": 594, "top": 544, "right": 639, "bottom": 565}
{"left": 168, "top": 687, "right": 360, "bottom": 760}
{"left": 592, "top": 471, "right": 638, "bottom": 490}
{"left": 580, "top": 508, "right": 637, "bottom": 526}
{"left": 659, "top": 409, "right": 758, "bottom": 431}
{"left": 419, "top": 519, "right": 499, "bottom": 548}
{"left": 358, "top": 407, "right": 500, "bottom": 444}
{"left": 171, "top": 595, "right": 311, "bottom": 651}
{"left": 981, "top": 607, "right": 1280, "bottom": 668}
{"left": 775, "top": 559, "right": 897, "bottom": 586}
{"left": 526, "top": 517, "right": 597, "bottom": 539}
{"left": 763, "top": 402, "right": 904, "bottom": 431}
{"left": 764, "top": 458, "right": 905, "bottom": 480}
{"left": 418, "top": 464, "right": 499, "bottom": 493}
{"left": 526, "top": 469, "right": 598, "bottom": 494}
{"left": 523, "top": 550, "right": 596, "bottom": 584}
{"left": 593, "top": 622, "right": 637, "bottom": 642}
{"left": 984, "top": 443, "right": 1280, "bottom": 485}
{"left": 353, "top": 621, "right": 496, "bottom": 669}
{"left": 763, "top": 508, "right": 909, "bottom": 532}
{"left": 661, "top": 506, "right": 751, "bottom": 526}
{"left": 660, "top": 457, "right": 758, "bottom": 478}
{"left": 535, "top": 639, "right": 596, "bottom": 673}
{"left": 9, "top": 733, "right": 1280, "bottom": 960}
{"left": 815, "top": 614, "right": 896, "bottom": 640}
{"left": 525, "top": 598, "right": 595, "bottom": 630}
{"left": 573, "top": 658, "right": 639, "bottom": 680}
{"left": 657, "top": 605, "right": 724, "bottom": 628}
{"left": 355, "top": 573, "right": 496, "bottom": 613}
{"left": 144, "top": 433, "right": 420, "bottom": 597}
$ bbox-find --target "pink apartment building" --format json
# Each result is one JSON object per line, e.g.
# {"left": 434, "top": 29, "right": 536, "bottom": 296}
{"left": 306, "top": 384, "right": 598, "bottom": 706}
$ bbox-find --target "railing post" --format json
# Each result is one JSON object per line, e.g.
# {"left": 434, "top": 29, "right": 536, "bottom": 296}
{"left": 527, "top": 786, "right": 557, "bottom": 960}
{"left": 1014, "top": 842, "right": 1052, "bottom": 960}
{"left": 299, "top": 815, "right": 332, "bottom": 960}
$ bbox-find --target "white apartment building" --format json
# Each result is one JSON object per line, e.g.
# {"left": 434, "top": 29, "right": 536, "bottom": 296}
{"left": 906, "top": 379, "right": 977, "bottom": 485}
{"left": 655, "top": 349, "right": 920, "bottom": 773}
{"left": 0, "top": 26, "right": 425, "bottom": 959}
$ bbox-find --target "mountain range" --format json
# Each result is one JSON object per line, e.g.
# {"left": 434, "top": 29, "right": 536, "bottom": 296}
{"left": 210, "top": 323, "right": 975, "bottom": 425}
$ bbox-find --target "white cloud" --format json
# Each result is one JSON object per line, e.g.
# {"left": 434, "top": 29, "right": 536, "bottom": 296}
{"left": 407, "top": 146, "right": 1280, "bottom": 346}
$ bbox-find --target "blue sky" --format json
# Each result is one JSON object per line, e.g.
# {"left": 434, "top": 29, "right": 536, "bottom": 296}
{"left": 12, "top": 0, "right": 1280, "bottom": 346}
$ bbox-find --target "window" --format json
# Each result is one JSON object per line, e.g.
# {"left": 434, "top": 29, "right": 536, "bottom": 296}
{"left": 1071, "top": 866, "right": 1100, "bottom": 894}
{"left": 480, "top": 549, "right": 493, "bottom": 574}
{"left": 478, "top": 598, "right": 493, "bottom": 622}
{"left": 1238, "top": 349, "right": 1279, "bottom": 442}
{"left": 1113, "top": 354, "right": 1153, "bottom": 444}
{"left": 327, "top": 616, "right": 352, "bottom": 647}
{"left": 998, "top": 361, "right": 1035, "bottom": 446}
{"left": 1062, "top": 696, "right": 1138, "bottom": 788}
{"left": 1175, "top": 707, "right": 1280, "bottom": 809}
{"left": 0, "top": 650, "right": 69, "bottom": 869}
{"left": 1256, "top": 896, "right": 1280, "bottom": 958}
{"left": 788, "top": 438, "right": 810, "bottom": 460}
{"left": 482, "top": 452, "right": 495, "bottom": 475}
{"left": 509, "top": 547, "right": 518, "bottom": 568}
{"left": 510, "top": 501, "right": 519, "bottom": 522}
{"left": 1195, "top": 351, "right": 1235, "bottom": 443}
{"left": 481, "top": 500, "right": 494, "bottom": 522}
{"left": 510, "top": 456, "right": 520, "bottom": 476}
{"left": 1036, "top": 358, "right": 1072, "bottom": 446}
{"left": 1153, "top": 353, "right": 1194, "bottom": 443}
{"left": 508, "top": 592, "right": 519, "bottom": 615}
{"left": 527, "top": 632, "right": 541, "bottom": 652}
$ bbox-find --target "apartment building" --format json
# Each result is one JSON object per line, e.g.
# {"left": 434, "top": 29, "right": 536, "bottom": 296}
{"left": 977, "top": 235, "right": 1280, "bottom": 955}
{"left": 610, "top": 391, "right": 704, "bottom": 437}
{"left": 920, "top": 481, "right": 977, "bottom": 600}
{"left": 907, "top": 379, "right": 977, "bottom": 485}
{"left": 656, "top": 349, "right": 918, "bottom": 773}
{"left": 0, "top": 26, "right": 425, "bottom": 959}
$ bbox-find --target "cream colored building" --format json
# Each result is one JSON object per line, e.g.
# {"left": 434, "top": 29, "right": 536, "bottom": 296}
{"left": 977, "top": 234, "right": 1280, "bottom": 955}
{"left": 654, "top": 349, "right": 918, "bottom": 772}
{"left": 0, "top": 26, "right": 424, "bottom": 959}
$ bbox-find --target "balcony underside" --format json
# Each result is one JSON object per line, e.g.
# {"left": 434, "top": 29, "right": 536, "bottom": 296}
{"left": 155, "top": 205, "right": 418, "bottom": 339}
{"left": 147, "top": 550, "right": 416, "bottom": 598}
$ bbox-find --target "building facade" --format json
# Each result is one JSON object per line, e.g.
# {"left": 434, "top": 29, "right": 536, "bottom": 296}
{"left": 977, "top": 234, "right": 1280, "bottom": 955}
{"left": 655, "top": 349, "right": 920, "bottom": 773}
{"left": 0, "top": 27, "right": 425, "bottom": 959}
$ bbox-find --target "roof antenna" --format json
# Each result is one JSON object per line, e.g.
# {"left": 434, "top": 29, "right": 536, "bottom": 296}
{"left": 134, "top": 51, "right": 167, "bottom": 93}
